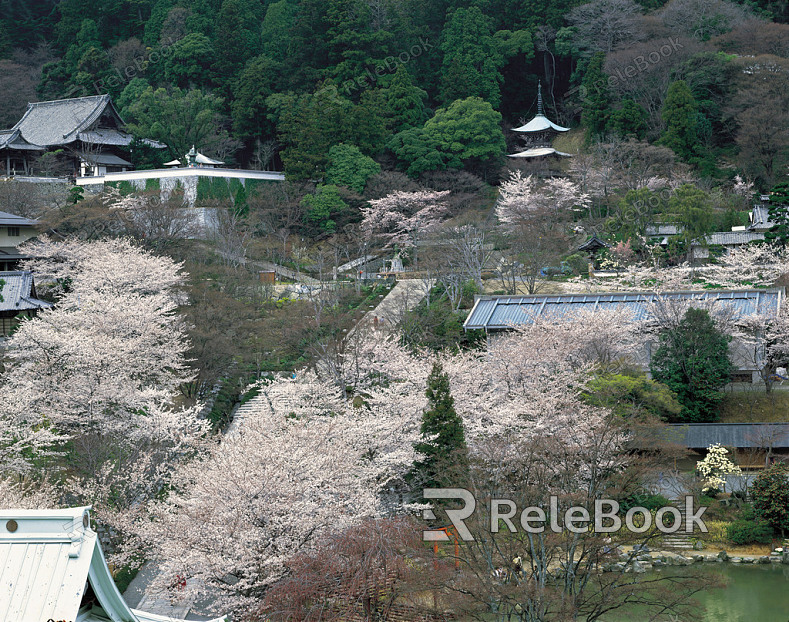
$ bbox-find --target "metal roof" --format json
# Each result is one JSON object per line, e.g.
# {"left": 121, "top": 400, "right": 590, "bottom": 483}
{"left": 0, "top": 506, "right": 226, "bottom": 622}
{"left": 0, "top": 271, "right": 52, "bottom": 312}
{"left": 0, "top": 507, "right": 96, "bottom": 621}
{"left": 10, "top": 94, "right": 126, "bottom": 148}
{"left": 463, "top": 289, "right": 783, "bottom": 331}
{"left": 0, "top": 211, "right": 37, "bottom": 227}
{"left": 668, "top": 423, "right": 789, "bottom": 449}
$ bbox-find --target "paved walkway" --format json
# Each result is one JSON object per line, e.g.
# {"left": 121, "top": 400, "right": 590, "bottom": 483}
{"left": 350, "top": 278, "right": 429, "bottom": 335}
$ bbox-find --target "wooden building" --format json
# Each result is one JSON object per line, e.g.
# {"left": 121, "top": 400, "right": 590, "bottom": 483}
{"left": 0, "top": 94, "right": 165, "bottom": 178}
{"left": 0, "top": 270, "right": 51, "bottom": 336}
{"left": 0, "top": 211, "right": 37, "bottom": 270}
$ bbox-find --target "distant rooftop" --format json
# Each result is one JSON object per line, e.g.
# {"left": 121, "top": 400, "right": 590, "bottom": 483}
{"left": 693, "top": 231, "right": 765, "bottom": 246}
{"left": 9, "top": 94, "right": 123, "bottom": 148}
{"left": 0, "top": 210, "right": 37, "bottom": 227}
{"left": 463, "top": 289, "right": 783, "bottom": 331}
{"left": 0, "top": 270, "right": 52, "bottom": 313}
{"left": 668, "top": 423, "right": 789, "bottom": 449}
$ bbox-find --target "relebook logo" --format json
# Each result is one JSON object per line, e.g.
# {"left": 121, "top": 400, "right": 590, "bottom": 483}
{"left": 422, "top": 488, "right": 708, "bottom": 542}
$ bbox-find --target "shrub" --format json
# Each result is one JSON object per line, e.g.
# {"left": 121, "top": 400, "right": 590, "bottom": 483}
{"left": 564, "top": 253, "right": 589, "bottom": 276}
{"left": 750, "top": 463, "right": 789, "bottom": 536}
{"left": 325, "top": 143, "right": 380, "bottom": 193}
{"left": 704, "top": 520, "right": 730, "bottom": 543}
{"left": 618, "top": 492, "right": 670, "bottom": 513}
{"left": 726, "top": 519, "right": 773, "bottom": 545}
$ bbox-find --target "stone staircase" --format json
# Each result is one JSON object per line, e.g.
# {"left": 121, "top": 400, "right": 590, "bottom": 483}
{"left": 661, "top": 500, "right": 696, "bottom": 550}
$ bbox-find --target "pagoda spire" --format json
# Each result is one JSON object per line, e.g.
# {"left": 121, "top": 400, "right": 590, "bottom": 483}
{"left": 537, "top": 80, "right": 544, "bottom": 116}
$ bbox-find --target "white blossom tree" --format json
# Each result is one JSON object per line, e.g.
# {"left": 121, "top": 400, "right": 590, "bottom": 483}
{"left": 361, "top": 190, "right": 450, "bottom": 269}
{"left": 0, "top": 237, "right": 203, "bottom": 530}
{"left": 123, "top": 309, "right": 647, "bottom": 614}
{"left": 696, "top": 444, "right": 742, "bottom": 492}
{"left": 496, "top": 171, "right": 591, "bottom": 225}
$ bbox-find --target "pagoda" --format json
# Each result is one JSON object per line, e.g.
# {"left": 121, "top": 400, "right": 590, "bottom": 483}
{"left": 508, "top": 82, "right": 572, "bottom": 159}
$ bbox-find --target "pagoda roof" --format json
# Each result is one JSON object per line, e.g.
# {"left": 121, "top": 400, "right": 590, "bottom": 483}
{"left": 512, "top": 81, "right": 570, "bottom": 133}
{"left": 577, "top": 235, "right": 610, "bottom": 252}
{"left": 512, "top": 115, "right": 570, "bottom": 133}
{"left": 0, "top": 129, "right": 45, "bottom": 152}
{"left": 508, "top": 146, "right": 572, "bottom": 158}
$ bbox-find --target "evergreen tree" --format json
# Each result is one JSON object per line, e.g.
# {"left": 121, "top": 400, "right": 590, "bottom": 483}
{"left": 439, "top": 7, "right": 504, "bottom": 107}
{"left": 388, "top": 97, "right": 505, "bottom": 178}
{"left": 383, "top": 65, "right": 428, "bottom": 134}
{"left": 300, "top": 184, "right": 348, "bottom": 232}
{"left": 413, "top": 361, "right": 467, "bottom": 488}
{"left": 233, "top": 183, "right": 248, "bottom": 217}
{"left": 659, "top": 80, "right": 699, "bottom": 161}
{"left": 267, "top": 83, "right": 387, "bottom": 181}
{"left": 260, "top": 0, "right": 298, "bottom": 63}
{"left": 0, "top": 20, "right": 9, "bottom": 58}
{"left": 164, "top": 32, "right": 215, "bottom": 89}
{"left": 765, "top": 181, "right": 789, "bottom": 247}
{"left": 650, "top": 308, "right": 733, "bottom": 423}
{"left": 212, "top": 0, "right": 263, "bottom": 81}
{"left": 231, "top": 54, "right": 280, "bottom": 144}
{"left": 608, "top": 99, "right": 647, "bottom": 139}
{"left": 581, "top": 52, "right": 610, "bottom": 138}
{"left": 325, "top": 143, "right": 380, "bottom": 193}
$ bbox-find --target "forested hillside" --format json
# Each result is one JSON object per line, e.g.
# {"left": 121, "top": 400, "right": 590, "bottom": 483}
{"left": 2, "top": 0, "right": 788, "bottom": 188}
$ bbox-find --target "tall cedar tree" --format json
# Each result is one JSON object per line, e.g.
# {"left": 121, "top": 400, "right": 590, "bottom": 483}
{"left": 413, "top": 361, "right": 467, "bottom": 489}
{"left": 581, "top": 52, "right": 610, "bottom": 139}
{"left": 766, "top": 181, "right": 789, "bottom": 246}
{"left": 659, "top": 80, "right": 699, "bottom": 161}
{"left": 650, "top": 308, "right": 733, "bottom": 423}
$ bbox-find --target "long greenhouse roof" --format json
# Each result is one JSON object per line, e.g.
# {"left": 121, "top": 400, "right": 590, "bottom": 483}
{"left": 463, "top": 289, "right": 784, "bottom": 331}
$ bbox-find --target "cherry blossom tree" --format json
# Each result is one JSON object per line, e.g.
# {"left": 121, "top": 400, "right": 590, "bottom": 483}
{"left": 495, "top": 171, "right": 590, "bottom": 225}
{"left": 361, "top": 190, "right": 450, "bottom": 268}
{"left": 0, "top": 237, "right": 203, "bottom": 531}
{"left": 124, "top": 312, "right": 654, "bottom": 616}
{"left": 126, "top": 366, "right": 424, "bottom": 614}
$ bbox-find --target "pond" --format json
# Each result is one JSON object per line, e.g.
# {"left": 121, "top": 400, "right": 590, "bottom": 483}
{"left": 693, "top": 563, "right": 789, "bottom": 622}
{"left": 607, "top": 563, "right": 789, "bottom": 621}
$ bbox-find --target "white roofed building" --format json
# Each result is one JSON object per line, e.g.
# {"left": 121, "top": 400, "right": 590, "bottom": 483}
{"left": 0, "top": 506, "right": 226, "bottom": 622}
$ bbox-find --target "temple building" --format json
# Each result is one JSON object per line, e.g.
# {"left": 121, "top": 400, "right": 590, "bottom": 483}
{"left": 0, "top": 94, "right": 165, "bottom": 178}
{"left": 508, "top": 82, "right": 572, "bottom": 160}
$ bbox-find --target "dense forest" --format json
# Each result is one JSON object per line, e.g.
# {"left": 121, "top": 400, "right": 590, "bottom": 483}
{"left": 1, "top": 0, "right": 788, "bottom": 190}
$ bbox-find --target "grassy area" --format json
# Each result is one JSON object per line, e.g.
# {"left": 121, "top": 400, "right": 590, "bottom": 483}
{"left": 719, "top": 390, "right": 789, "bottom": 423}
{"left": 552, "top": 127, "right": 586, "bottom": 155}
